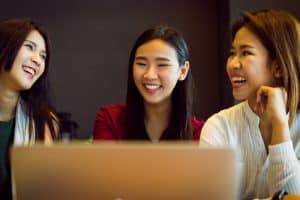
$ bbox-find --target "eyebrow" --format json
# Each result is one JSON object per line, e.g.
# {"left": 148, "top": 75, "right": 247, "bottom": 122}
{"left": 135, "top": 56, "right": 147, "bottom": 61}
{"left": 135, "top": 56, "right": 170, "bottom": 62}
{"left": 25, "top": 40, "right": 47, "bottom": 55}
{"left": 155, "top": 57, "right": 170, "bottom": 62}
{"left": 231, "top": 44, "right": 255, "bottom": 50}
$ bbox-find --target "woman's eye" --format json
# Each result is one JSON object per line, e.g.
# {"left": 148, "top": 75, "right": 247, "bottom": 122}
{"left": 136, "top": 62, "right": 146, "bottom": 66}
{"left": 40, "top": 54, "right": 47, "bottom": 61}
{"left": 158, "top": 63, "right": 169, "bottom": 67}
{"left": 228, "top": 50, "right": 235, "bottom": 57}
{"left": 242, "top": 50, "right": 252, "bottom": 56}
{"left": 24, "top": 43, "right": 33, "bottom": 50}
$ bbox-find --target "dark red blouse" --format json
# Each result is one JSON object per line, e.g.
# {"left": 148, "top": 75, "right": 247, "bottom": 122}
{"left": 93, "top": 104, "right": 204, "bottom": 141}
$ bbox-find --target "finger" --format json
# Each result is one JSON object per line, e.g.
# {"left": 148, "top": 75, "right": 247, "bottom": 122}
{"left": 256, "top": 87, "right": 269, "bottom": 104}
{"left": 256, "top": 86, "right": 271, "bottom": 115}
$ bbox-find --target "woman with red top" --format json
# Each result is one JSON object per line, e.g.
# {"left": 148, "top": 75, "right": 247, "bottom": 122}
{"left": 93, "top": 26, "right": 204, "bottom": 141}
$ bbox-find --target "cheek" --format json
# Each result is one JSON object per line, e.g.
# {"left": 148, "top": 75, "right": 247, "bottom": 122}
{"left": 225, "top": 58, "right": 231, "bottom": 77}
{"left": 39, "top": 65, "right": 46, "bottom": 76}
{"left": 163, "top": 71, "right": 179, "bottom": 86}
{"left": 133, "top": 67, "right": 144, "bottom": 88}
{"left": 11, "top": 53, "right": 24, "bottom": 69}
{"left": 34, "top": 65, "right": 46, "bottom": 82}
{"left": 133, "top": 67, "right": 140, "bottom": 82}
{"left": 245, "top": 60, "right": 264, "bottom": 76}
{"left": 226, "top": 62, "right": 230, "bottom": 75}
{"left": 226, "top": 58, "right": 231, "bottom": 67}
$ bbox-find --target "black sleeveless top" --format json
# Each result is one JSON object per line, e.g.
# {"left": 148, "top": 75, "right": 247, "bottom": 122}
{"left": 0, "top": 119, "right": 15, "bottom": 200}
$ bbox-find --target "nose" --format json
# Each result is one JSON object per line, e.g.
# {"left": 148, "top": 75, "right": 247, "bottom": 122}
{"left": 143, "top": 66, "right": 158, "bottom": 80}
{"left": 31, "top": 52, "right": 41, "bottom": 66}
{"left": 227, "top": 55, "right": 241, "bottom": 70}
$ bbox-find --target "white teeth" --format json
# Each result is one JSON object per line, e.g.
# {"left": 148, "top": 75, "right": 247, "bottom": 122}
{"left": 232, "top": 77, "right": 246, "bottom": 82}
{"left": 144, "top": 84, "right": 160, "bottom": 90}
{"left": 23, "top": 66, "right": 35, "bottom": 76}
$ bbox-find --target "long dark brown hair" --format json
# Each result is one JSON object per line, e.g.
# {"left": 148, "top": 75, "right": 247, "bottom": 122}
{"left": 125, "top": 26, "right": 193, "bottom": 140}
{"left": 0, "top": 18, "right": 58, "bottom": 139}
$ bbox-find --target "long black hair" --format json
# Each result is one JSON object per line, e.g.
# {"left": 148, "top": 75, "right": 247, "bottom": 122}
{"left": 125, "top": 26, "right": 193, "bottom": 140}
{"left": 0, "top": 18, "right": 58, "bottom": 139}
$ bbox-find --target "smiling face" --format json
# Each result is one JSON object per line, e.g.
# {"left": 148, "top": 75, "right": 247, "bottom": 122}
{"left": 133, "top": 39, "right": 189, "bottom": 106}
{"left": 226, "top": 27, "right": 278, "bottom": 106}
{"left": 0, "top": 30, "right": 46, "bottom": 91}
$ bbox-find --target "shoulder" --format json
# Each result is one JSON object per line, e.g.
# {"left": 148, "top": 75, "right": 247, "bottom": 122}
{"left": 93, "top": 103, "right": 127, "bottom": 140}
{"left": 206, "top": 101, "right": 246, "bottom": 125}
{"left": 97, "top": 103, "right": 126, "bottom": 116}
{"left": 94, "top": 103, "right": 127, "bottom": 127}
{"left": 200, "top": 101, "right": 247, "bottom": 145}
{"left": 95, "top": 103, "right": 126, "bottom": 121}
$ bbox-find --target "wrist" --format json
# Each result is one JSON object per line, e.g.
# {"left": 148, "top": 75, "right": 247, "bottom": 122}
{"left": 271, "top": 113, "right": 288, "bottom": 126}
{"left": 271, "top": 122, "right": 290, "bottom": 145}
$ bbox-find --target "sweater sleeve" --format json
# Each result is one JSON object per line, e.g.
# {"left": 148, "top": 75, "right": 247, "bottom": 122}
{"left": 267, "top": 141, "right": 300, "bottom": 195}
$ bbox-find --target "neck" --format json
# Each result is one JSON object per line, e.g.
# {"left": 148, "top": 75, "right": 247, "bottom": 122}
{"left": 247, "top": 95, "right": 255, "bottom": 112}
{"left": 144, "top": 100, "right": 172, "bottom": 122}
{"left": 0, "top": 81, "right": 19, "bottom": 121}
{"left": 144, "top": 100, "right": 172, "bottom": 141}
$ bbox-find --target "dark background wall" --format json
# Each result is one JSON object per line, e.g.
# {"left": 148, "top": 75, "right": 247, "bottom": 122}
{"left": 1, "top": 1, "right": 299, "bottom": 138}
{"left": 230, "top": 0, "right": 300, "bottom": 20}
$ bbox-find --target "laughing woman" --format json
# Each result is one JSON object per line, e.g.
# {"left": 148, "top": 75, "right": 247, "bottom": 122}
{"left": 200, "top": 10, "right": 300, "bottom": 199}
{"left": 93, "top": 26, "right": 204, "bottom": 141}
{"left": 0, "top": 18, "right": 59, "bottom": 199}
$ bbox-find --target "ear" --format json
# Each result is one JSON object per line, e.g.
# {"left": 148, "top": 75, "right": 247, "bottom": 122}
{"left": 271, "top": 60, "right": 282, "bottom": 78}
{"left": 178, "top": 61, "right": 190, "bottom": 81}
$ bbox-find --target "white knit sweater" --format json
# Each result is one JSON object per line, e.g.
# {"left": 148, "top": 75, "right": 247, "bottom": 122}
{"left": 200, "top": 101, "right": 300, "bottom": 199}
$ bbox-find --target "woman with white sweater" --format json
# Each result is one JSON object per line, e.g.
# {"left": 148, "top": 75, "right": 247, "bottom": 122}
{"left": 200, "top": 9, "right": 300, "bottom": 199}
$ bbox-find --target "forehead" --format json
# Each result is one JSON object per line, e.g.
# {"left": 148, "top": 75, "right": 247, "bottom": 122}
{"left": 232, "top": 27, "right": 263, "bottom": 48}
{"left": 25, "top": 30, "right": 46, "bottom": 52}
{"left": 135, "top": 39, "right": 177, "bottom": 58}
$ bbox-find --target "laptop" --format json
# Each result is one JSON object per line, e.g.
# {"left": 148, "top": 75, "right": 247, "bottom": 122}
{"left": 11, "top": 142, "right": 239, "bottom": 200}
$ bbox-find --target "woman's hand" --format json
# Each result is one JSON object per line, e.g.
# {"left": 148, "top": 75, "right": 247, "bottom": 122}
{"left": 254, "top": 86, "right": 290, "bottom": 145}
